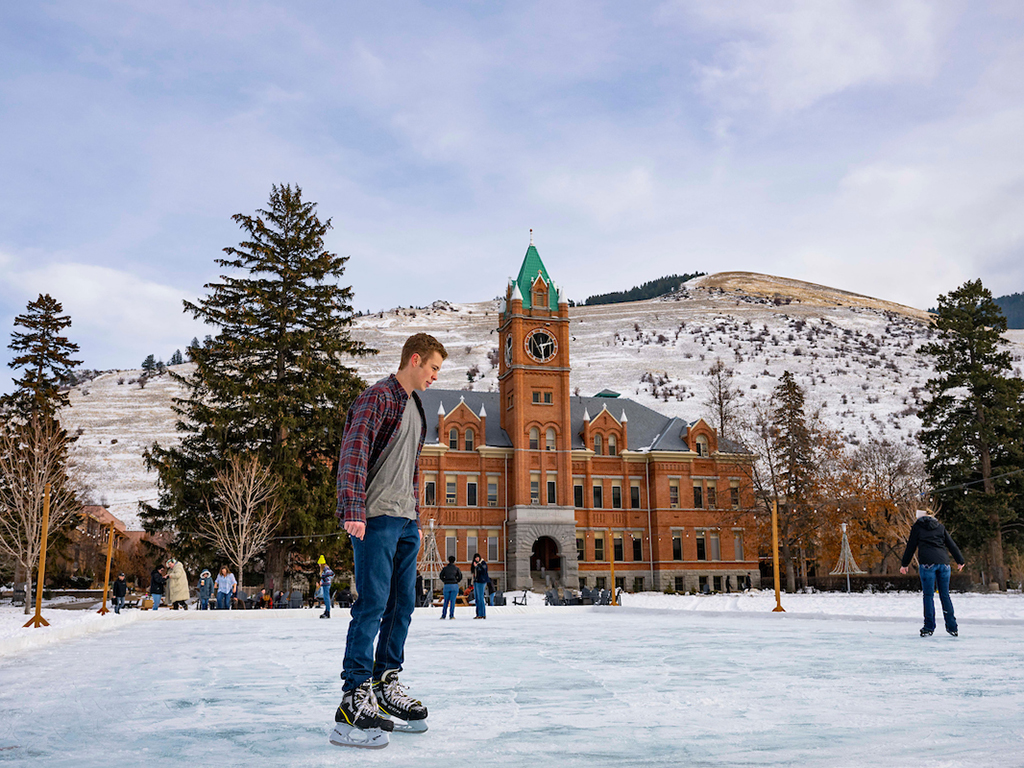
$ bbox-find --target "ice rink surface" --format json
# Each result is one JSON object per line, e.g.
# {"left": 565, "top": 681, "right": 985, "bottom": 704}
{"left": 1, "top": 604, "right": 1022, "bottom": 767}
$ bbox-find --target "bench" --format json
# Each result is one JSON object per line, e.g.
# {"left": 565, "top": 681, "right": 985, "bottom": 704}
{"left": 511, "top": 589, "right": 529, "bottom": 606}
{"left": 12, "top": 589, "right": 26, "bottom": 607}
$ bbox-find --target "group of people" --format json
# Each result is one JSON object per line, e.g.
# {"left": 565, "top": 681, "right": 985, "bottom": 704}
{"left": 436, "top": 553, "right": 493, "bottom": 619}
{"left": 142, "top": 562, "right": 238, "bottom": 611}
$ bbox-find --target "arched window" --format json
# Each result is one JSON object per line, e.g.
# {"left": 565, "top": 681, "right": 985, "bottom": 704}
{"left": 593, "top": 434, "right": 602, "bottom": 455}
{"left": 608, "top": 434, "right": 617, "bottom": 456}
{"left": 695, "top": 435, "right": 709, "bottom": 457}
{"left": 529, "top": 427, "right": 540, "bottom": 450}
{"left": 465, "top": 428, "right": 475, "bottom": 452}
{"left": 546, "top": 428, "right": 556, "bottom": 451}
{"left": 449, "top": 428, "right": 459, "bottom": 451}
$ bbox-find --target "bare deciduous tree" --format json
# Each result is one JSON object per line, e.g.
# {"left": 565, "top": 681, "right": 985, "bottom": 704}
{"left": 704, "top": 359, "right": 740, "bottom": 441}
{"left": 0, "top": 417, "right": 82, "bottom": 613}
{"left": 196, "top": 454, "right": 282, "bottom": 594}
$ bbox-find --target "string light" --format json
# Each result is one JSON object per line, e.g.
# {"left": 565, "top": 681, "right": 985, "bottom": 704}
{"left": 925, "top": 466, "right": 1024, "bottom": 496}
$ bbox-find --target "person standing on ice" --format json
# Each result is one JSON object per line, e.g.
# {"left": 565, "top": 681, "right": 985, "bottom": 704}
{"left": 214, "top": 566, "right": 236, "bottom": 610}
{"left": 439, "top": 555, "right": 462, "bottom": 619}
{"left": 197, "top": 569, "right": 214, "bottom": 610}
{"left": 331, "top": 333, "right": 447, "bottom": 749}
{"left": 318, "top": 559, "right": 334, "bottom": 619}
{"left": 149, "top": 566, "right": 166, "bottom": 610}
{"left": 111, "top": 573, "right": 128, "bottom": 614}
{"left": 473, "top": 556, "right": 489, "bottom": 619}
{"left": 900, "top": 508, "right": 965, "bottom": 637}
{"left": 166, "top": 558, "right": 189, "bottom": 610}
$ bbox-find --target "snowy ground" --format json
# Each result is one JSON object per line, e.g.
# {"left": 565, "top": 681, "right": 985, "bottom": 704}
{"left": 2, "top": 592, "right": 1023, "bottom": 766}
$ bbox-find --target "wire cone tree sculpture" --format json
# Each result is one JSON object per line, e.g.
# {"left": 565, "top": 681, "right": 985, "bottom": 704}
{"left": 196, "top": 454, "right": 283, "bottom": 594}
{"left": 417, "top": 519, "right": 444, "bottom": 602}
{"left": 830, "top": 523, "right": 866, "bottom": 592}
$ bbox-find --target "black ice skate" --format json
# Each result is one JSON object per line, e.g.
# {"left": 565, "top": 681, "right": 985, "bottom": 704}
{"left": 372, "top": 669, "right": 429, "bottom": 733}
{"left": 330, "top": 680, "right": 394, "bottom": 749}
{"left": 920, "top": 628, "right": 933, "bottom": 637}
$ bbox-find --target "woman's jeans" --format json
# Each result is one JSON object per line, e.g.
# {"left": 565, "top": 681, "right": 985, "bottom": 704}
{"left": 441, "top": 583, "right": 458, "bottom": 618}
{"left": 342, "top": 515, "right": 420, "bottom": 691}
{"left": 474, "top": 582, "right": 487, "bottom": 617}
{"left": 216, "top": 591, "right": 231, "bottom": 610}
{"left": 919, "top": 563, "right": 957, "bottom": 633}
{"left": 151, "top": 594, "right": 162, "bottom": 610}
{"left": 322, "top": 585, "right": 332, "bottom": 614}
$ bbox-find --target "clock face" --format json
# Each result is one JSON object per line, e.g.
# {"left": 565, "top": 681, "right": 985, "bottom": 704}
{"left": 525, "top": 329, "right": 557, "bottom": 363}
{"left": 504, "top": 334, "right": 514, "bottom": 367}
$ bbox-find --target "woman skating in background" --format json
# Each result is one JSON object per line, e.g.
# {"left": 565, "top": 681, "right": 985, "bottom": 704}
{"left": 900, "top": 507, "right": 965, "bottom": 637}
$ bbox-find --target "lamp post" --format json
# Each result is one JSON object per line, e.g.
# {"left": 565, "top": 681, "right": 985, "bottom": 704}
{"left": 98, "top": 521, "right": 116, "bottom": 615}
{"left": 24, "top": 484, "right": 52, "bottom": 629}
{"left": 771, "top": 499, "right": 785, "bottom": 613}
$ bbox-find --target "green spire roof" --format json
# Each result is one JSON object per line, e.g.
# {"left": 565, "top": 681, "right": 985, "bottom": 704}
{"left": 514, "top": 244, "right": 559, "bottom": 311}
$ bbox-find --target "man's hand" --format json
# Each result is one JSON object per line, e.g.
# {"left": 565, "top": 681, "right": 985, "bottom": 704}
{"left": 345, "top": 521, "right": 366, "bottom": 540}
{"left": 899, "top": 566, "right": 908, "bottom": 575}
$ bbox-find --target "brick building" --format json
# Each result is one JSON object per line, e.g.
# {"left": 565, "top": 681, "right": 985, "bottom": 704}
{"left": 416, "top": 244, "right": 760, "bottom": 594}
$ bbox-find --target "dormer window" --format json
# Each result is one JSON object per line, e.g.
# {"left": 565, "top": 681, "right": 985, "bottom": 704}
{"left": 593, "top": 434, "right": 603, "bottom": 455}
{"left": 449, "top": 428, "right": 459, "bottom": 451}
{"left": 695, "top": 435, "right": 709, "bottom": 457}
{"left": 608, "top": 434, "right": 617, "bottom": 456}
{"left": 465, "top": 428, "right": 475, "bottom": 452}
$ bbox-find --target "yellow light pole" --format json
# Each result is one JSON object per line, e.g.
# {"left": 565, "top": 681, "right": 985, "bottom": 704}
{"left": 98, "top": 521, "right": 116, "bottom": 615}
{"left": 771, "top": 499, "right": 785, "bottom": 613}
{"left": 24, "top": 483, "right": 52, "bottom": 629}
{"left": 607, "top": 528, "right": 617, "bottom": 606}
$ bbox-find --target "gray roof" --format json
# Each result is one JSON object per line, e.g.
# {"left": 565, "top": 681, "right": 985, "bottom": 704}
{"left": 419, "top": 389, "right": 749, "bottom": 455}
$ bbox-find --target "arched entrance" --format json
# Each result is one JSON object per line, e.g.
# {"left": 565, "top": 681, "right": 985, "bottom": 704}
{"left": 531, "top": 536, "right": 562, "bottom": 587}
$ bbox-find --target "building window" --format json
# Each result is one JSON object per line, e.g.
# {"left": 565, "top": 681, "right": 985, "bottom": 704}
{"left": 592, "top": 483, "right": 603, "bottom": 508}
{"left": 529, "top": 427, "right": 539, "bottom": 450}
{"left": 707, "top": 480, "right": 717, "bottom": 509}
{"left": 709, "top": 530, "right": 721, "bottom": 561}
{"left": 532, "top": 391, "right": 541, "bottom": 403}
{"left": 672, "top": 532, "right": 682, "bottom": 561}
{"left": 446, "top": 478, "right": 457, "bottom": 505}
{"left": 669, "top": 479, "right": 680, "bottom": 508}
{"left": 579, "top": 576, "right": 587, "bottom": 588}
{"left": 595, "top": 576, "right": 607, "bottom": 590}
{"left": 594, "top": 536, "right": 605, "bottom": 561}
{"left": 693, "top": 483, "right": 704, "bottom": 509}
{"left": 615, "top": 576, "right": 624, "bottom": 591}
{"left": 713, "top": 575, "right": 722, "bottom": 592}
{"left": 633, "top": 577, "right": 644, "bottom": 593}
{"left": 613, "top": 535, "right": 623, "bottom": 562}
{"left": 449, "top": 428, "right": 459, "bottom": 450}
{"left": 547, "top": 479, "right": 556, "bottom": 505}
{"left": 576, "top": 537, "right": 585, "bottom": 562}
{"left": 467, "top": 480, "right": 478, "bottom": 507}
{"left": 674, "top": 576, "right": 685, "bottom": 592}
{"left": 734, "top": 531, "right": 744, "bottom": 561}
{"left": 630, "top": 482, "right": 641, "bottom": 509}
{"left": 632, "top": 535, "right": 642, "bottom": 562}
{"left": 467, "top": 535, "right": 478, "bottom": 560}
{"left": 695, "top": 435, "right": 709, "bottom": 457}
{"left": 730, "top": 479, "right": 740, "bottom": 509}
{"left": 445, "top": 532, "right": 457, "bottom": 561}
{"left": 611, "top": 484, "right": 622, "bottom": 509}
{"left": 530, "top": 473, "right": 540, "bottom": 504}
{"left": 593, "top": 434, "right": 602, "bottom": 455}
{"left": 696, "top": 530, "right": 707, "bottom": 561}
{"left": 488, "top": 533, "right": 499, "bottom": 562}
{"left": 574, "top": 483, "right": 584, "bottom": 508}
{"left": 699, "top": 575, "right": 709, "bottom": 592}
{"left": 544, "top": 391, "right": 552, "bottom": 404}
{"left": 425, "top": 479, "right": 436, "bottom": 506}
{"left": 507, "top": 394, "right": 513, "bottom": 410}
{"left": 488, "top": 479, "right": 498, "bottom": 507}
{"left": 546, "top": 428, "right": 556, "bottom": 451}
{"left": 608, "top": 434, "right": 617, "bottom": 456}
{"left": 465, "top": 428, "right": 475, "bottom": 452}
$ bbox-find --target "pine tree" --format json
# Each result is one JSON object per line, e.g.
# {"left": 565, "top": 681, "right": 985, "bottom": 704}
{"left": 2, "top": 294, "right": 82, "bottom": 419}
{"left": 170, "top": 349, "right": 184, "bottom": 366}
{"left": 142, "top": 184, "right": 375, "bottom": 587}
{"left": 918, "top": 279, "right": 1024, "bottom": 590}
{"left": 141, "top": 354, "right": 156, "bottom": 373}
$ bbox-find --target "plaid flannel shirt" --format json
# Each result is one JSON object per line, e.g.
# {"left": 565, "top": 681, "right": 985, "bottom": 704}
{"left": 336, "top": 374, "right": 426, "bottom": 527}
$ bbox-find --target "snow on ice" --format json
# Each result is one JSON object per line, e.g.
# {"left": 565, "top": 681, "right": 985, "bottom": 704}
{"left": 1, "top": 592, "right": 1023, "bottom": 766}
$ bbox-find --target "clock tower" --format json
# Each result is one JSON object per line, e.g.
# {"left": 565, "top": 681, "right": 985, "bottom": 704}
{"left": 499, "top": 241, "right": 578, "bottom": 588}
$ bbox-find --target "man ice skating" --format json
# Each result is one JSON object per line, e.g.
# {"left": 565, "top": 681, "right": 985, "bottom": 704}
{"left": 331, "top": 333, "right": 447, "bottom": 749}
{"left": 900, "top": 507, "right": 965, "bottom": 637}
{"left": 439, "top": 555, "right": 462, "bottom": 619}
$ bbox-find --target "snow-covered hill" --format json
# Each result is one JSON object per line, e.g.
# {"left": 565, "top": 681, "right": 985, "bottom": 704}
{"left": 59, "top": 272, "right": 1024, "bottom": 530}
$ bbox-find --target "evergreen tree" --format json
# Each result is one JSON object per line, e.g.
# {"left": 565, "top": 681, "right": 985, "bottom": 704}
{"left": 187, "top": 338, "right": 200, "bottom": 361}
{"left": 142, "top": 184, "right": 375, "bottom": 587}
{"left": 918, "top": 280, "right": 1024, "bottom": 589}
{"left": 141, "top": 354, "right": 157, "bottom": 373}
{"left": 169, "top": 349, "right": 184, "bottom": 366}
{"left": 2, "top": 294, "right": 82, "bottom": 419}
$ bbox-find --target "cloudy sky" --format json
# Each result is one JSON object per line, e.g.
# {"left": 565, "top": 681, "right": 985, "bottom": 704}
{"left": 2, "top": 1, "right": 1023, "bottom": 390}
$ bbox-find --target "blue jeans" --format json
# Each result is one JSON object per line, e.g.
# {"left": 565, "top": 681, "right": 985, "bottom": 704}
{"left": 919, "top": 564, "right": 957, "bottom": 633}
{"left": 216, "top": 591, "right": 231, "bottom": 610}
{"left": 151, "top": 594, "right": 162, "bottom": 610}
{"left": 342, "top": 516, "right": 420, "bottom": 691}
{"left": 474, "top": 582, "right": 487, "bottom": 617}
{"left": 113, "top": 596, "right": 125, "bottom": 614}
{"left": 322, "top": 585, "right": 332, "bottom": 614}
{"left": 441, "top": 584, "right": 458, "bottom": 618}
{"left": 199, "top": 597, "right": 209, "bottom": 610}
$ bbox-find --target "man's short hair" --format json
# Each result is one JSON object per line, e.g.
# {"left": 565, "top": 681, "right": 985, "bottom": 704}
{"left": 448, "top": 555, "right": 456, "bottom": 564}
{"left": 400, "top": 333, "right": 448, "bottom": 369}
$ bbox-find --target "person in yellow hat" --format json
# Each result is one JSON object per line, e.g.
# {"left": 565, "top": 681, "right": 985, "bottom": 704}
{"left": 319, "top": 558, "right": 334, "bottom": 619}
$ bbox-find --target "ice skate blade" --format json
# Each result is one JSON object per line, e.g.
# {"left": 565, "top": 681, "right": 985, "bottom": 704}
{"left": 329, "top": 723, "right": 390, "bottom": 749}
{"left": 391, "top": 718, "right": 428, "bottom": 733}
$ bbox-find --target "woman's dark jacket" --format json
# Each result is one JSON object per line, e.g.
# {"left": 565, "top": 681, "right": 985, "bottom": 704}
{"left": 440, "top": 563, "right": 463, "bottom": 584}
{"left": 150, "top": 569, "right": 166, "bottom": 595}
{"left": 901, "top": 516, "right": 965, "bottom": 567}
{"left": 474, "top": 561, "right": 489, "bottom": 584}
